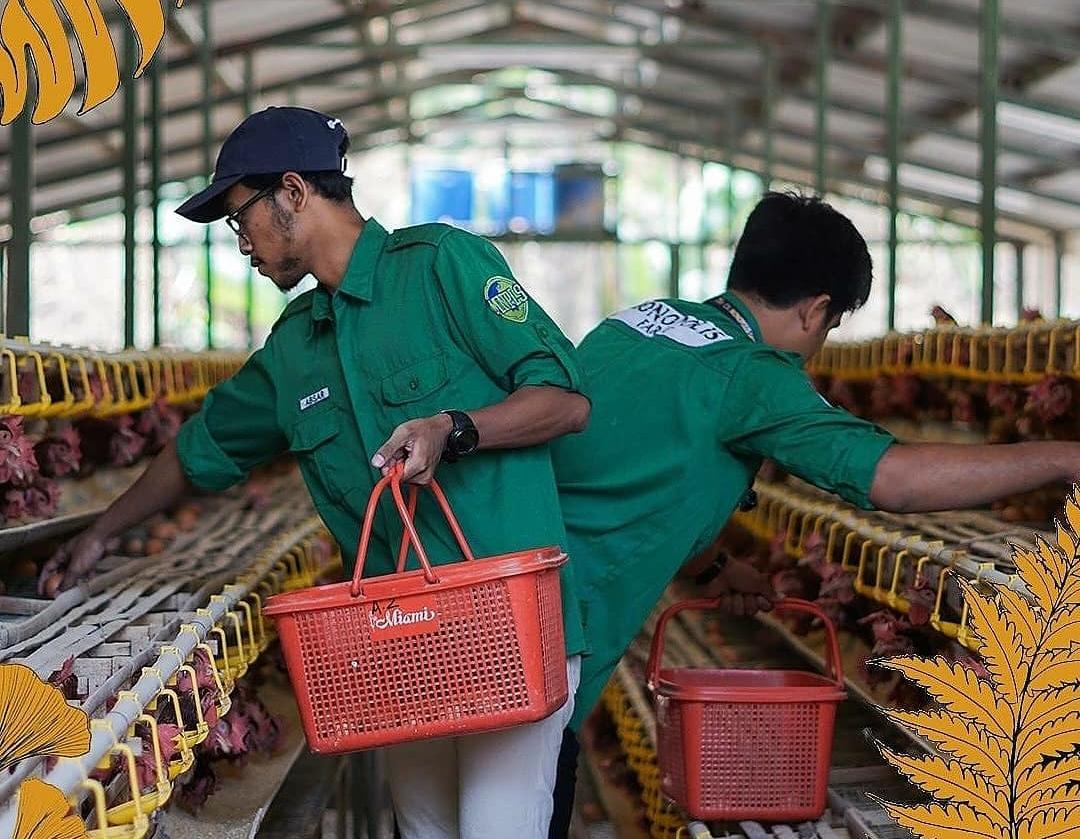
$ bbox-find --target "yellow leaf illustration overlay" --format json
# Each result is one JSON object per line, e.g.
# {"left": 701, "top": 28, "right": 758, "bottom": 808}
{"left": 872, "top": 800, "right": 1008, "bottom": 839}
{"left": 0, "top": 662, "right": 89, "bottom": 771}
{"left": 13, "top": 778, "right": 85, "bottom": 839}
{"left": 875, "top": 654, "right": 1015, "bottom": 738}
{"left": 875, "top": 487, "right": 1080, "bottom": 839}
{"left": 883, "top": 708, "right": 1011, "bottom": 787}
{"left": 0, "top": 0, "right": 179, "bottom": 125}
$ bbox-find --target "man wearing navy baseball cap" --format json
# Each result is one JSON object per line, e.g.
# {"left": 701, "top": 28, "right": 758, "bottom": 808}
{"left": 48, "top": 106, "right": 591, "bottom": 838}
{"left": 176, "top": 106, "right": 354, "bottom": 291}
{"left": 177, "top": 106, "right": 350, "bottom": 225}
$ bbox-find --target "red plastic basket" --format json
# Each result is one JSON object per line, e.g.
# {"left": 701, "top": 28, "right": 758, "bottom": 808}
{"left": 264, "top": 468, "right": 568, "bottom": 754}
{"left": 647, "top": 598, "right": 846, "bottom": 822}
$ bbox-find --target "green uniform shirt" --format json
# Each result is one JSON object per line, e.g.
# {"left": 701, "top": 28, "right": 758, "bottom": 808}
{"left": 553, "top": 293, "right": 896, "bottom": 728}
{"left": 176, "top": 219, "right": 586, "bottom": 655}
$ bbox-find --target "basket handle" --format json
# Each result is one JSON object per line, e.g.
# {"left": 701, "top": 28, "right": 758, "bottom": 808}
{"left": 349, "top": 466, "right": 475, "bottom": 598}
{"left": 393, "top": 479, "right": 476, "bottom": 573}
{"left": 645, "top": 597, "right": 844, "bottom": 692}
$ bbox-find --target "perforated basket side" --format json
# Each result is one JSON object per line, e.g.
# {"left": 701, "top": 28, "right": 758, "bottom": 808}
{"left": 293, "top": 577, "right": 530, "bottom": 746}
{"left": 693, "top": 699, "right": 832, "bottom": 818}
{"left": 537, "top": 567, "right": 567, "bottom": 704}
{"left": 656, "top": 696, "right": 687, "bottom": 804}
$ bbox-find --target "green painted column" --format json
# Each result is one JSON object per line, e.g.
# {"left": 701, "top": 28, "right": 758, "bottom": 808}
{"left": 699, "top": 160, "right": 708, "bottom": 245}
{"left": 123, "top": 27, "right": 139, "bottom": 348}
{"left": 612, "top": 140, "right": 624, "bottom": 312}
{"left": 669, "top": 243, "right": 680, "bottom": 299}
{"left": 886, "top": 0, "right": 903, "bottom": 330}
{"left": 1014, "top": 242, "right": 1025, "bottom": 322}
{"left": 202, "top": 0, "right": 215, "bottom": 348}
{"left": 150, "top": 40, "right": 163, "bottom": 347}
{"left": 673, "top": 154, "right": 683, "bottom": 243}
{"left": 6, "top": 84, "right": 33, "bottom": 337}
{"left": 762, "top": 45, "right": 774, "bottom": 191}
{"left": 243, "top": 52, "right": 256, "bottom": 348}
{"left": 979, "top": 0, "right": 1000, "bottom": 324}
{"left": 1053, "top": 232, "right": 1065, "bottom": 319}
{"left": 727, "top": 98, "right": 738, "bottom": 250}
{"left": 816, "top": 0, "right": 831, "bottom": 196}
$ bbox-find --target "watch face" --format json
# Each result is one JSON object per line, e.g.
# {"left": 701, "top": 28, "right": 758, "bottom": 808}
{"left": 453, "top": 427, "right": 480, "bottom": 454}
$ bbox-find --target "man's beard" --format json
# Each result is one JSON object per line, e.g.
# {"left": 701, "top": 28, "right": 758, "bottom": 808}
{"left": 268, "top": 205, "right": 305, "bottom": 291}
{"left": 273, "top": 256, "right": 305, "bottom": 291}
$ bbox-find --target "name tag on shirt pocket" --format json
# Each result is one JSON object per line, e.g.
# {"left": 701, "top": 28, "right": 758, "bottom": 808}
{"left": 381, "top": 354, "right": 449, "bottom": 406}
{"left": 289, "top": 406, "right": 342, "bottom": 451}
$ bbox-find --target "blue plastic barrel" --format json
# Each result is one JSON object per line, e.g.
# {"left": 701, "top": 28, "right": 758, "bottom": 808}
{"left": 410, "top": 169, "right": 474, "bottom": 226}
{"left": 507, "top": 172, "right": 555, "bottom": 234}
{"left": 553, "top": 164, "right": 606, "bottom": 232}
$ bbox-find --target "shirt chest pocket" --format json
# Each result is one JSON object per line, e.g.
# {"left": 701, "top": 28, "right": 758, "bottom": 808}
{"left": 288, "top": 405, "right": 360, "bottom": 501}
{"left": 379, "top": 353, "right": 451, "bottom": 418}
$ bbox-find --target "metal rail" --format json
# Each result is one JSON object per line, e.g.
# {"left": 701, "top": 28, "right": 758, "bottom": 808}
{"left": 733, "top": 477, "right": 1050, "bottom": 652}
{"left": 0, "top": 470, "right": 338, "bottom": 835}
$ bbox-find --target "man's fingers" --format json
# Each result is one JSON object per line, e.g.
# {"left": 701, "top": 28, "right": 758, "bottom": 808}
{"left": 401, "top": 440, "right": 438, "bottom": 484}
{"left": 713, "top": 591, "right": 775, "bottom": 618}
{"left": 38, "top": 559, "right": 55, "bottom": 590}
{"left": 37, "top": 563, "right": 57, "bottom": 596}
{"left": 401, "top": 458, "right": 423, "bottom": 483}
{"left": 60, "top": 564, "right": 81, "bottom": 591}
{"left": 372, "top": 424, "right": 413, "bottom": 469}
{"left": 38, "top": 551, "right": 67, "bottom": 596}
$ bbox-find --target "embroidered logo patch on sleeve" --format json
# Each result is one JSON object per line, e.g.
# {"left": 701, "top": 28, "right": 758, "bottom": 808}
{"left": 484, "top": 276, "right": 529, "bottom": 323}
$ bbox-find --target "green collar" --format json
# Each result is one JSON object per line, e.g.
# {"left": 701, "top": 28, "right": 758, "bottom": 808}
{"left": 311, "top": 218, "right": 389, "bottom": 325}
{"left": 717, "top": 291, "right": 762, "bottom": 342}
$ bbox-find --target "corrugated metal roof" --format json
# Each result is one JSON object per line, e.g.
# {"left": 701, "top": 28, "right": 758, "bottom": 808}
{"left": 0, "top": 0, "right": 1076, "bottom": 241}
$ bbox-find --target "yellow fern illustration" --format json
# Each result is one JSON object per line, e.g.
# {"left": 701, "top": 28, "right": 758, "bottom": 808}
{"left": 13, "top": 778, "right": 85, "bottom": 839}
{"left": 0, "top": 0, "right": 176, "bottom": 125}
{"left": 870, "top": 489, "right": 1080, "bottom": 839}
{"left": 0, "top": 662, "right": 89, "bottom": 771}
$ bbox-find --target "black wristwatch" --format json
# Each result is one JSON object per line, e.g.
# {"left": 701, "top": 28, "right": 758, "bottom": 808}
{"left": 440, "top": 410, "right": 480, "bottom": 463}
{"left": 693, "top": 552, "right": 730, "bottom": 586}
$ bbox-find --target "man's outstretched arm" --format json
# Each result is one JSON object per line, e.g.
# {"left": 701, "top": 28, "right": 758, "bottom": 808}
{"left": 870, "top": 441, "right": 1080, "bottom": 513}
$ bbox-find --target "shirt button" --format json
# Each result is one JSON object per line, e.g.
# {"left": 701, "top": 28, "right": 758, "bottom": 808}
{"left": 538, "top": 327, "right": 548, "bottom": 338}
{"left": 409, "top": 378, "right": 419, "bottom": 390}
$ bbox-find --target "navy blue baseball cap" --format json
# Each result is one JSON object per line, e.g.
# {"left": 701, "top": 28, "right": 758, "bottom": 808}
{"left": 176, "top": 106, "right": 349, "bottom": 223}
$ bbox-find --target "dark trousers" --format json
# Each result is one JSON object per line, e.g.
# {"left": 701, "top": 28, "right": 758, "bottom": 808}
{"left": 548, "top": 727, "right": 580, "bottom": 839}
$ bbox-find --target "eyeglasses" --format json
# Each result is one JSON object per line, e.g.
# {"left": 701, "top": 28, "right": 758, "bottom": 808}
{"left": 224, "top": 183, "right": 279, "bottom": 237}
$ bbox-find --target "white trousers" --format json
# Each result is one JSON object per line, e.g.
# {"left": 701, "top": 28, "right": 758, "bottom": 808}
{"left": 384, "top": 655, "right": 581, "bottom": 839}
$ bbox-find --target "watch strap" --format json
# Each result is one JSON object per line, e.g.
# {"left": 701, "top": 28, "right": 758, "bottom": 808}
{"left": 693, "top": 552, "right": 729, "bottom": 586}
{"left": 440, "top": 410, "right": 478, "bottom": 462}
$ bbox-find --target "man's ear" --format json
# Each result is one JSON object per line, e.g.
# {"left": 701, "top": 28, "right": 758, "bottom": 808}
{"left": 796, "top": 294, "right": 832, "bottom": 332}
{"left": 280, "top": 172, "right": 309, "bottom": 212}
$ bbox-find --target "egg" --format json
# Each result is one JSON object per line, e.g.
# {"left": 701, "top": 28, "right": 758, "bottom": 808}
{"left": 999, "top": 505, "right": 1025, "bottom": 523}
{"left": 149, "top": 521, "right": 179, "bottom": 540}
{"left": 175, "top": 510, "right": 199, "bottom": 532}
{"left": 43, "top": 573, "right": 64, "bottom": 598}
{"left": 10, "top": 558, "right": 38, "bottom": 580}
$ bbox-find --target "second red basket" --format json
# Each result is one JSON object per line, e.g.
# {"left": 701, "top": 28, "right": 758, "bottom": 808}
{"left": 647, "top": 597, "right": 846, "bottom": 822}
{"left": 265, "top": 468, "right": 568, "bottom": 754}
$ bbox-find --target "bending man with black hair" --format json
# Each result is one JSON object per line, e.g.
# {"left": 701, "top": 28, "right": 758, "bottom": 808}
{"left": 547, "top": 191, "right": 1080, "bottom": 837}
